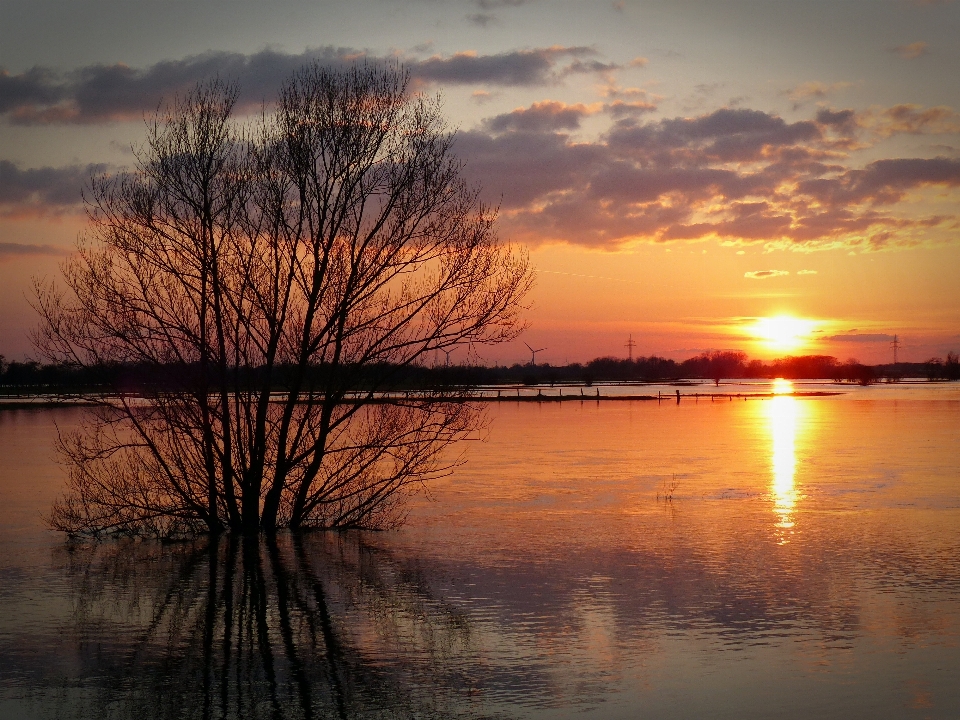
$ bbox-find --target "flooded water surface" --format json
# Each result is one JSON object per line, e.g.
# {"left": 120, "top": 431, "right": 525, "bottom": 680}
{"left": 1, "top": 382, "right": 959, "bottom": 718}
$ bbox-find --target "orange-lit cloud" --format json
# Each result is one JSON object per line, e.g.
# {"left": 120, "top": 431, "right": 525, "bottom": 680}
{"left": 459, "top": 105, "right": 960, "bottom": 251}
{"left": 870, "top": 104, "right": 960, "bottom": 136}
{"left": 892, "top": 41, "right": 930, "bottom": 59}
{"left": 4, "top": 50, "right": 960, "bottom": 258}
{"left": 785, "top": 81, "right": 853, "bottom": 106}
{"left": 6, "top": 99, "right": 960, "bottom": 254}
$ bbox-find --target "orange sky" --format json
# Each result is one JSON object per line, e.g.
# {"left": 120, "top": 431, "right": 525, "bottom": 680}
{"left": 501, "top": 239, "right": 960, "bottom": 365}
{"left": 1, "top": 0, "right": 959, "bottom": 365}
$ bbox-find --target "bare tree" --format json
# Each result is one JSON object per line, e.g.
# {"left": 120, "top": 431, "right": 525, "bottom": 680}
{"left": 34, "top": 64, "right": 533, "bottom": 536}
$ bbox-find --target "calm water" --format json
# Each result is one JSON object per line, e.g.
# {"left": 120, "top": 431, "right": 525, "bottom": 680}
{"left": 1, "top": 382, "right": 959, "bottom": 719}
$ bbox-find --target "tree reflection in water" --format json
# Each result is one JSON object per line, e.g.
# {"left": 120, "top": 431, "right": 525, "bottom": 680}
{"left": 53, "top": 533, "right": 480, "bottom": 720}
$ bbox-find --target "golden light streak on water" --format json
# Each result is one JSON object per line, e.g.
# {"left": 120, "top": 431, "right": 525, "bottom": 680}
{"left": 768, "top": 379, "right": 799, "bottom": 540}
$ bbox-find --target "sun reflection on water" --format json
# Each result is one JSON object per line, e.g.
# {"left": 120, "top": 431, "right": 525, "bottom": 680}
{"left": 768, "top": 379, "right": 799, "bottom": 540}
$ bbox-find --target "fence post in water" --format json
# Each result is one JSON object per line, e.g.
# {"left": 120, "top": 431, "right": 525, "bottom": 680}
{"left": 676, "top": 389, "right": 680, "bottom": 405}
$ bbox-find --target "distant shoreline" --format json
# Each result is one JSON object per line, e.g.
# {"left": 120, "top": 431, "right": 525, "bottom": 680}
{"left": 0, "top": 388, "right": 858, "bottom": 410}
{"left": 8, "top": 377, "right": 960, "bottom": 410}
{"left": 447, "top": 390, "right": 844, "bottom": 402}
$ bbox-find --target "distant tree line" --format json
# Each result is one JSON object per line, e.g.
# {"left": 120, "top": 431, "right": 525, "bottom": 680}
{"left": 4, "top": 349, "right": 958, "bottom": 396}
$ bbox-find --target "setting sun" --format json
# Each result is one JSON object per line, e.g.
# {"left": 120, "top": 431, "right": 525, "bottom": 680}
{"left": 749, "top": 316, "right": 819, "bottom": 353}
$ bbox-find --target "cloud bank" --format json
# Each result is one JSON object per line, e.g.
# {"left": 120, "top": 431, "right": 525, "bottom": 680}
{"left": 0, "top": 46, "right": 612, "bottom": 125}
{"left": 2, "top": 50, "right": 959, "bottom": 252}
{"left": 0, "top": 160, "right": 106, "bottom": 216}
{"left": 456, "top": 103, "right": 960, "bottom": 251}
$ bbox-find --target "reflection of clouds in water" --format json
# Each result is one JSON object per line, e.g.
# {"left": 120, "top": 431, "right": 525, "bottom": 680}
{"left": 4, "top": 398, "right": 960, "bottom": 717}
{"left": 768, "top": 380, "right": 799, "bottom": 538}
{"left": 4, "top": 519, "right": 960, "bottom": 717}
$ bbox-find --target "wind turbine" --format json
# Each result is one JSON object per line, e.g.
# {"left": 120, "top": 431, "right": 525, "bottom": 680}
{"left": 524, "top": 342, "right": 547, "bottom": 366}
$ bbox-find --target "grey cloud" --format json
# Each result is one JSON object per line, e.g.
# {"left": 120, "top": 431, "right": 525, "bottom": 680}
{"left": 798, "top": 157, "right": 960, "bottom": 205}
{"left": 467, "top": 0, "right": 530, "bottom": 26}
{"left": 467, "top": 13, "right": 499, "bottom": 27}
{"left": 0, "top": 46, "right": 606, "bottom": 125}
{"left": 0, "top": 49, "right": 349, "bottom": 124}
{"left": 0, "top": 242, "right": 66, "bottom": 259}
{"left": 564, "top": 59, "right": 621, "bottom": 75}
{"left": 456, "top": 129, "right": 605, "bottom": 208}
{"left": 816, "top": 108, "right": 859, "bottom": 135}
{"left": 0, "top": 160, "right": 106, "bottom": 214}
{"left": 413, "top": 47, "right": 602, "bottom": 87}
{"left": 482, "top": 101, "right": 592, "bottom": 134}
{"left": 744, "top": 270, "right": 789, "bottom": 279}
{"left": 588, "top": 164, "right": 748, "bottom": 205}
{"left": 605, "top": 100, "right": 657, "bottom": 118}
{"left": 664, "top": 108, "right": 818, "bottom": 144}
{"left": 607, "top": 108, "right": 822, "bottom": 163}
{"left": 825, "top": 333, "right": 894, "bottom": 342}
{"left": 0, "top": 67, "right": 63, "bottom": 113}
{"left": 475, "top": 0, "right": 529, "bottom": 8}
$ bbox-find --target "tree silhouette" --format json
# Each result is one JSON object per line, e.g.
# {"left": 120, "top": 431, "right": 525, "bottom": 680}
{"left": 34, "top": 64, "right": 532, "bottom": 536}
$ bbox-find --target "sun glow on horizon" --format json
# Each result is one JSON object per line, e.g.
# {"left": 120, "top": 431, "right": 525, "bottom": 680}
{"left": 749, "top": 315, "right": 819, "bottom": 354}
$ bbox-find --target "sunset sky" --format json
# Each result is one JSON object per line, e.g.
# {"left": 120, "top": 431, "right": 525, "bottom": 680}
{"left": 1, "top": 0, "right": 959, "bottom": 365}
